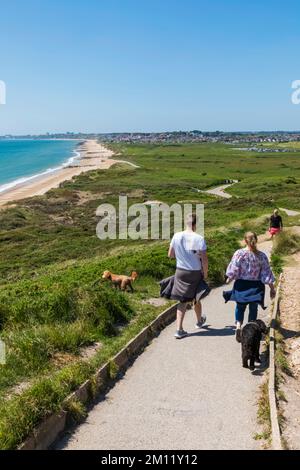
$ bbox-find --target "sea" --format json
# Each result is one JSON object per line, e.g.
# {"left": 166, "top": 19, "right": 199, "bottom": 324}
{"left": 0, "top": 139, "right": 81, "bottom": 193}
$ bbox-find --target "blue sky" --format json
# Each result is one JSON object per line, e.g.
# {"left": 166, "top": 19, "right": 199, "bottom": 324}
{"left": 0, "top": 0, "right": 300, "bottom": 134}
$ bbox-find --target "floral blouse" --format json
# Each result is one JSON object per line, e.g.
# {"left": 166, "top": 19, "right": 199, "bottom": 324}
{"left": 226, "top": 248, "right": 275, "bottom": 285}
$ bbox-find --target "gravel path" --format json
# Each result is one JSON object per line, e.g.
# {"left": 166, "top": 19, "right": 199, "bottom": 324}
{"left": 205, "top": 181, "right": 238, "bottom": 199}
{"left": 279, "top": 208, "right": 300, "bottom": 217}
{"left": 279, "top": 252, "right": 300, "bottom": 449}
{"left": 112, "top": 160, "right": 140, "bottom": 169}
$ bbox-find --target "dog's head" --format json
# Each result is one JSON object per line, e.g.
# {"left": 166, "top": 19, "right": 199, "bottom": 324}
{"left": 131, "top": 271, "right": 138, "bottom": 281}
{"left": 102, "top": 270, "right": 112, "bottom": 280}
{"left": 254, "top": 319, "right": 268, "bottom": 334}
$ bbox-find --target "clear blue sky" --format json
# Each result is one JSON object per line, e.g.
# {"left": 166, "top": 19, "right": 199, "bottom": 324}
{"left": 0, "top": 0, "right": 300, "bottom": 134}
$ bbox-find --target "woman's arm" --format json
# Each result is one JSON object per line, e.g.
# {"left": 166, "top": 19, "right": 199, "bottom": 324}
{"left": 226, "top": 250, "right": 241, "bottom": 281}
{"left": 269, "top": 283, "right": 276, "bottom": 299}
{"left": 260, "top": 253, "right": 276, "bottom": 287}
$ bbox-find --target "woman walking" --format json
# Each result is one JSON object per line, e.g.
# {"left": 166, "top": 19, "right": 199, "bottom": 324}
{"left": 160, "top": 214, "right": 210, "bottom": 339}
{"left": 269, "top": 209, "right": 283, "bottom": 239}
{"left": 224, "top": 232, "right": 275, "bottom": 342}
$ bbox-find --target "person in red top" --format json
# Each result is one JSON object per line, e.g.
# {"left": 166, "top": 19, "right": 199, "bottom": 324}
{"left": 269, "top": 209, "right": 283, "bottom": 239}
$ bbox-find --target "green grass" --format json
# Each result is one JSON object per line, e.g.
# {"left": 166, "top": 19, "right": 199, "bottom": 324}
{"left": 255, "top": 380, "right": 271, "bottom": 445}
{"left": 271, "top": 231, "right": 300, "bottom": 276}
{"left": 1, "top": 141, "right": 300, "bottom": 447}
{"left": 261, "top": 141, "right": 300, "bottom": 150}
{"left": 271, "top": 253, "right": 284, "bottom": 277}
{"left": 272, "top": 231, "right": 300, "bottom": 257}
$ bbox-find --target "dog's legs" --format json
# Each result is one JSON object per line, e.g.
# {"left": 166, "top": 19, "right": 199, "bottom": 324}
{"left": 249, "top": 357, "right": 255, "bottom": 371}
{"left": 120, "top": 280, "right": 126, "bottom": 291}
{"left": 255, "top": 350, "right": 261, "bottom": 363}
{"left": 255, "top": 339, "right": 261, "bottom": 363}
{"left": 128, "top": 281, "right": 134, "bottom": 293}
{"left": 242, "top": 350, "right": 248, "bottom": 368}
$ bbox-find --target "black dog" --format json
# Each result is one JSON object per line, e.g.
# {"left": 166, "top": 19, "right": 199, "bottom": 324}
{"left": 241, "top": 320, "right": 268, "bottom": 371}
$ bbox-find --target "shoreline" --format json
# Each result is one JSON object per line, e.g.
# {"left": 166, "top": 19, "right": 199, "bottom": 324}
{"left": 0, "top": 140, "right": 118, "bottom": 208}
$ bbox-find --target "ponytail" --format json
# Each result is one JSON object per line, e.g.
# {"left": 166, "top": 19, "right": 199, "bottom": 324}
{"left": 244, "top": 231, "right": 258, "bottom": 253}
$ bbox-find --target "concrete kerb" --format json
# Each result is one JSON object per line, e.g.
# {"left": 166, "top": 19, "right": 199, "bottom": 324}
{"left": 18, "top": 302, "right": 178, "bottom": 450}
{"left": 268, "top": 273, "right": 283, "bottom": 451}
{"left": 19, "top": 411, "right": 67, "bottom": 451}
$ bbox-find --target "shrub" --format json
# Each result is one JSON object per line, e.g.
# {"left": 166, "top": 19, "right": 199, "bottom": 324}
{"left": 271, "top": 253, "right": 284, "bottom": 277}
{"left": 272, "top": 232, "right": 300, "bottom": 256}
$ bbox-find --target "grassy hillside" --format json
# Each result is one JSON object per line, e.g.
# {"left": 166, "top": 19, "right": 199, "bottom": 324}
{"left": 0, "top": 141, "right": 299, "bottom": 448}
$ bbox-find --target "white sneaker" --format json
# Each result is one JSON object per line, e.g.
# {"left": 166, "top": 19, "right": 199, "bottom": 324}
{"left": 174, "top": 330, "right": 188, "bottom": 339}
{"left": 195, "top": 315, "right": 207, "bottom": 329}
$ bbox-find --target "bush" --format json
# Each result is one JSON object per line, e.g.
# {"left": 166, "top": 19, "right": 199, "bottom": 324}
{"left": 272, "top": 232, "right": 300, "bottom": 256}
{"left": 0, "top": 280, "right": 133, "bottom": 331}
{"left": 271, "top": 253, "right": 284, "bottom": 277}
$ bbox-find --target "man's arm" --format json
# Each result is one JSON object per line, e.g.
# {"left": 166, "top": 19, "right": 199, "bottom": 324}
{"left": 168, "top": 246, "right": 175, "bottom": 259}
{"left": 200, "top": 250, "right": 208, "bottom": 279}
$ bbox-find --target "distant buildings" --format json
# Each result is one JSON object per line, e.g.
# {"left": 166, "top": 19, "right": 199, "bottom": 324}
{"left": 1, "top": 131, "right": 300, "bottom": 145}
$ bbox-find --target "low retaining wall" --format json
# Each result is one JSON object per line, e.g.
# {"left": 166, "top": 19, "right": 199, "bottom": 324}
{"left": 19, "top": 302, "right": 178, "bottom": 450}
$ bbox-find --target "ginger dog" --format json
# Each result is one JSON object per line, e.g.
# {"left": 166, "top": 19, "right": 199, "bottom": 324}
{"left": 102, "top": 271, "right": 138, "bottom": 292}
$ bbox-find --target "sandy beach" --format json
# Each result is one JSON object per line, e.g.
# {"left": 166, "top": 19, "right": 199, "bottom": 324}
{"left": 0, "top": 140, "right": 119, "bottom": 207}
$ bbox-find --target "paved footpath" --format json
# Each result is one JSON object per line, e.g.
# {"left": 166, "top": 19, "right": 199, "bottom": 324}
{"left": 56, "top": 261, "right": 271, "bottom": 450}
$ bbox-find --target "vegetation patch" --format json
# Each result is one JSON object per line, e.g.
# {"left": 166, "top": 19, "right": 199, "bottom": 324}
{"left": 1, "top": 141, "right": 300, "bottom": 447}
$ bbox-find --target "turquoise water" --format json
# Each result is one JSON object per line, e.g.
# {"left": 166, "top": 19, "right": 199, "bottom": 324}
{"left": 0, "top": 140, "right": 81, "bottom": 192}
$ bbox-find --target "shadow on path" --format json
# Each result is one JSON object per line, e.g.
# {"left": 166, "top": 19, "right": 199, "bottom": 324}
{"left": 280, "top": 326, "right": 300, "bottom": 340}
{"left": 185, "top": 325, "right": 236, "bottom": 338}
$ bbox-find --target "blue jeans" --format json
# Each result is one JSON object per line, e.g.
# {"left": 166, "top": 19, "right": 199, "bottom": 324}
{"left": 235, "top": 302, "right": 258, "bottom": 324}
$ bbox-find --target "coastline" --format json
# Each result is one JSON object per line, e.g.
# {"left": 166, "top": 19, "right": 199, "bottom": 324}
{"left": 0, "top": 140, "right": 118, "bottom": 208}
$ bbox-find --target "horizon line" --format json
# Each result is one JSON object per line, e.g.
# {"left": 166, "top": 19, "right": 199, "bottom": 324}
{"left": 2, "top": 129, "right": 300, "bottom": 137}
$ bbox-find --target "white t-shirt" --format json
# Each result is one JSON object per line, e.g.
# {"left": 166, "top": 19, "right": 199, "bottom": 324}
{"left": 170, "top": 231, "right": 207, "bottom": 271}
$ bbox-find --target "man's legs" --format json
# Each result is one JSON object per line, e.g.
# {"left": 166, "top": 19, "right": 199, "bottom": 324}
{"left": 194, "top": 301, "right": 202, "bottom": 323}
{"left": 176, "top": 302, "right": 187, "bottom": 331}
{"left": 194, "top": 300, "right": 206, "bottom": 327}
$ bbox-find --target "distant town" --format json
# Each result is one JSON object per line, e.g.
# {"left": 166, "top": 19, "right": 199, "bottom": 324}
{"left": 1, "top": 130, "right": 300, "bottom": 144}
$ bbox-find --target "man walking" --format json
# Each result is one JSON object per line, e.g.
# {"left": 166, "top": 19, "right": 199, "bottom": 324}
{"left": 167, "top": 213, "right": 209, "bottom": 339}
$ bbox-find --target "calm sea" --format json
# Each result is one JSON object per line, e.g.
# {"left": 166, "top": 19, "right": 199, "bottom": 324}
{"left": 0, "top": 140, "right": 81, "bottom": 193}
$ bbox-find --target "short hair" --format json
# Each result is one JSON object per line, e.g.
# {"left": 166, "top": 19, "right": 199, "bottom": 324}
{"left": 186, "top": 213, "right": 197, "bottom": 228}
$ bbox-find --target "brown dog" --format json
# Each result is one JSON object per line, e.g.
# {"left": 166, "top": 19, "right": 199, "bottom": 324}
{"left": 102, "top": 271, "right": 138, "bottom": 292}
